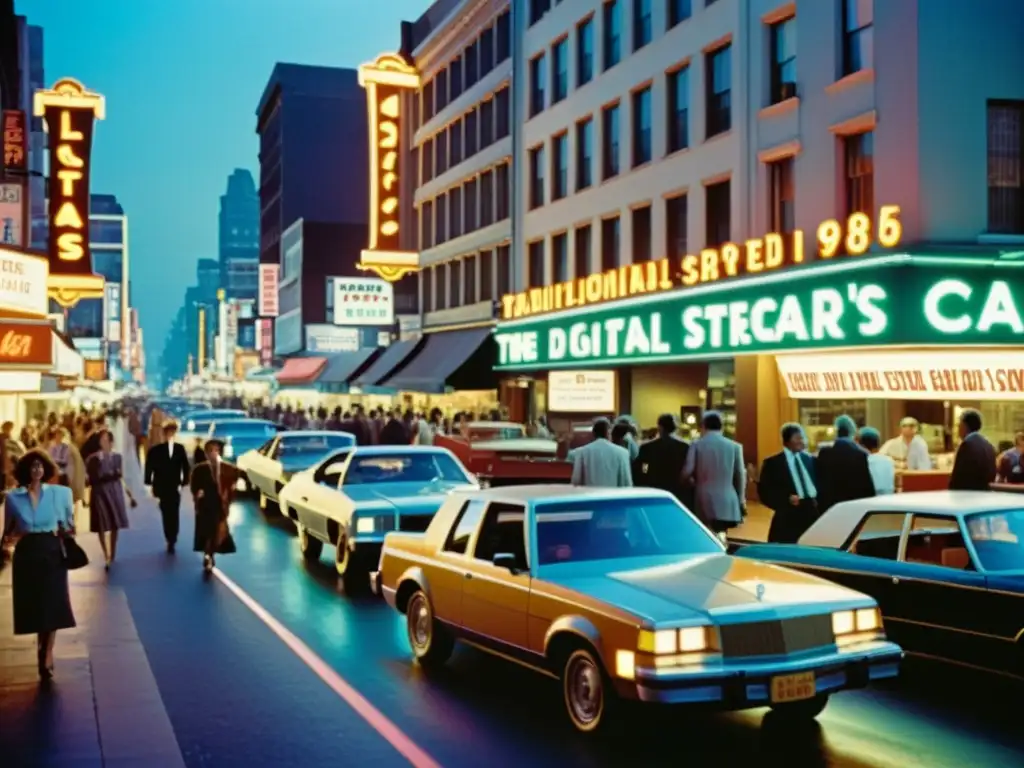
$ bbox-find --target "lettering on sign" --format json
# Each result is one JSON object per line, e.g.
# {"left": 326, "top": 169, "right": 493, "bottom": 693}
{"left": 502, "top": 206, "right": 903, "bottom": 320}
{"left": 2, "top": 110, "right": 26, "bottom": 170}
{"left": 0, "top": 322, "right": 53, "bottom": 366}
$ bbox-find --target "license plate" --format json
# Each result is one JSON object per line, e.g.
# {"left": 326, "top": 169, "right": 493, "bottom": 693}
{"left": 770, "top": 672, "right": 816, "bottom": 703}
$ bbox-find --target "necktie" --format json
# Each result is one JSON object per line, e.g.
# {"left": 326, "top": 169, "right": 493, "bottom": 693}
{"left": 792, "top": 454, "right": 806, "bottom": 499}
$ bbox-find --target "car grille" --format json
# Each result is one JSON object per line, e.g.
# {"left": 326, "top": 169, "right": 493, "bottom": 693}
{"left": 718, "top": 614, "right": 834, "bottom": 658}
{"left": 399, "top": 515, "right": 432, "bottom": 533}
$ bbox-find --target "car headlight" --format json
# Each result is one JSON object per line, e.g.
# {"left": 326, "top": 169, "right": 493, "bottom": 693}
{"left": 187, "top": 420, "right": 195, "bottom": 431}
{"left": 355, "top": 517, "right": 376, "bottom": 534}
{"left": 638, "top": 626, "right": 711, "bottom": 654}
{"left": 223, "top": 443, "right": 234, "bottom": 459}
{"left": 833, "top": 607, "right": 881, "bottom": 636}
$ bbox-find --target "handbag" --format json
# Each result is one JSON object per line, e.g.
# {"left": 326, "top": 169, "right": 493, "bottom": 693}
{"left": 59, "top": 533, "right": 89, "bottom": 570}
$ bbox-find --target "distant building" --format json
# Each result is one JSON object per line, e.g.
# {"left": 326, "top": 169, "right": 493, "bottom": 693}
{"left": 13, "top": 16, "right": 46, "bottom": 249}
{"left": 219, "top": 168, "right": 259, "bottom": 300}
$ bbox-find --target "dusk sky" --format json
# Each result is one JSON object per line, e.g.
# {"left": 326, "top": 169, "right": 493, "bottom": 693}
{"left": 15, "top": 0, "right": 429, "bottom": 370}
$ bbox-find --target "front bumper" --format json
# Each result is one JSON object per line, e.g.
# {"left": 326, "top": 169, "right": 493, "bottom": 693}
{"left": 625, "top": 640, "right": 902, "bottom": 706}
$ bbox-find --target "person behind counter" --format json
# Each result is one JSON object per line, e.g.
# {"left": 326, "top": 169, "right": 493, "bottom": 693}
{"left": 880, "top": 417, "right": 932, "bottom": 471}
{"left": 949, "top": 409, "right": 996, "bottom": 491}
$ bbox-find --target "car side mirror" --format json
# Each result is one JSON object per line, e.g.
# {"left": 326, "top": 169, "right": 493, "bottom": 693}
{"left": 492, "top": 552, "right": 519, "bottom": 574}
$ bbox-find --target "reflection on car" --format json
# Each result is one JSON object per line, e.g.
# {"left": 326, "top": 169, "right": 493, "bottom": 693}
{"left": 372, "top": 485, "right": 902, "bottom": 734}
{"left": 237, "top": 430, "right": 356, "bottom": 511}
{"left": 206, "top": 420, "right": 279, "bottom": 463}
{"left": 737, "top": 491, "right": 1024, "bottom": 681}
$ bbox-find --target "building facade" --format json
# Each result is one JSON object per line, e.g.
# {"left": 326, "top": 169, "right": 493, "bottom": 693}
{"left": 498, "top": 0, "right": 1024, "bottom": 465}
{"left": 219, "top": 168, "right": 260, "bottom": 300}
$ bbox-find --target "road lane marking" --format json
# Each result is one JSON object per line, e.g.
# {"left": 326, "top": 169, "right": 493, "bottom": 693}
{"left": 212, "top": 568, "right": 443, "bottom": 768}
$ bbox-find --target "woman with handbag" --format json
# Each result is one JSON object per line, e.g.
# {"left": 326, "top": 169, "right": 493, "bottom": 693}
{"left": 0, "top": 449, "right": 80, "bottom": 680}
{"left": 86, "top": 429, "right": 136, "bottom": 570}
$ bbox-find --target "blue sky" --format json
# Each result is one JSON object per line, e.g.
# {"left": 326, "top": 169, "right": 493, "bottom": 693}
{"left": 15, "top": 0, "right": 429, "bottom": 371}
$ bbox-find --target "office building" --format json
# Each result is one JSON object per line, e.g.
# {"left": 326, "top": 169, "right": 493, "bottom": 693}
{"left": 219, "top": 168, "right": 259, "bottom": 299}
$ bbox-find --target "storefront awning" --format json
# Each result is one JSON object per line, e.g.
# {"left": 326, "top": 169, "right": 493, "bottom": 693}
{"left": 351, "top": 338, "right": 423, "bottom": 388}
{"left": 275, "top": 357, "right": 328, "bottom": 386}
{"left": 318, "top": 348, "right": 379, "bottom": 385}
{"left": 383, "top": 327, "right": 493, "bottom": 394}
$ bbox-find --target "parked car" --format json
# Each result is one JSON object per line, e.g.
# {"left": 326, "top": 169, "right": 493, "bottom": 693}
{"left": 182, "top": 409, "right": 248, "bottom": 431}
{"left": 371, "top": 485, "right": 903, "bottom": 733}
{"left": 737, "top": 491, "right": 1024, "bottom": 681}
{"left": 237, "top": 430, "right": 356, "bottom": 512}
{"left": 278, "top": 446, "right": 478, "bottom": 588}
{"left": 436, "top": 421, "right": 562, "bottom": 487}
{"left": 207, "top": 419, "right": 280, "bottom": 464}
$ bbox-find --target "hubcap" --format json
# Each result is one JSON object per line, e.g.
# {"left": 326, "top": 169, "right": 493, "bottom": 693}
{"left": 567, "top": 655, "right": 602, "bottom": 725}
{"left": 409, "top": 596, "right": 431, "bottom": 650}
{"left": 336, "top": 537, "right": 348, "bottom": 574}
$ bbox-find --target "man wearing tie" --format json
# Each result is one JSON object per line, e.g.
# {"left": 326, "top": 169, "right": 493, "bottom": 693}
{"left": 190, "top": 438, "right": 237, "bottom": 573}
{"left": 144, "top": 420, "right": 190, "bottom": 553}
{"left": 759, "top": 423, "right": 819, "bottom": 543}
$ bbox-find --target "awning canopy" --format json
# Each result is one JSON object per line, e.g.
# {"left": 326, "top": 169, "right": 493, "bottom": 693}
{"left": 351, "top": 338, "right": 422, "bottom": 388}
{"left": 276, "top": 357, "right": 328, "bottom": 386}
{"left": 318, "top": 348, "right": 379, "bottom": 385}
{"left": 383, "top": 327, "right": 492, "bottom": 394}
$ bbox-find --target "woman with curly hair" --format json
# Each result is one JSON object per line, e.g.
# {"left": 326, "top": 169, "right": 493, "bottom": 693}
{"left": 0, "top": 449, "right": 77, "bottom": 680}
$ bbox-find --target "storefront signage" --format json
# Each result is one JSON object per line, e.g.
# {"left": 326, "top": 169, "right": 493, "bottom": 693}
{"left": 104, "top": 283, "right": 121, "bottom": 342}
{"left": 2, "top": 110, "right": 26, "bottom": 170}
{"left": 305, "top": 324, "right": 360, "bottom": 353}
{"left": 83, "top": 359, "right": 106, "bottom": 381}
{"left": 357, "top": 53, "right": 421, "bottom": 282}
{"left": 494, "top": 256, "right": 1024, "bottom": 370}
{"left": 34, "top": 78, "right": 106, "bottom": 307}
{"left": 502, "top": 207, "right": 903, "bottom": 321}
{"left": 258, "top": 264, "right": 279, "bottom": 316}
{"left": 549, "top": 370, "right": 616, "bottom": 413}
{"left": 333, "top": 276, "right": 394, "bottom": 325}
{"left": 0, "top": 247, "right": 48, "bottom": 316}
{"left": 0, "top": 322, "right": 53, "bottom": 367}
{"left": 257, "top": 318, "right": 273, "bottom": 365}
{"left": 778, "top": 351, "right": 1024, "bottom": 401}
{"left": 0, "top": 182, "right": 25, "bottom": 247}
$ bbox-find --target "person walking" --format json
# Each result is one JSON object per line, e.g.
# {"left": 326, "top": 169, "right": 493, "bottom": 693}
{"left": 949, "top": 409, "right": 996, "bottom": 491}
{"left": 816, "top": 415, "right": 876, "bottom": 514}
{"left": 633, "top": 414, "right": 692, "bottom": 509}
{"left": 0, "top": 449, "right": 77, "bottom": 680}
{"left": 144, "top": 420, "right": 191, "bottom": 554}
{"left": 190, "top": 438, "right": 237, "bottom": 573}
{"left": 996, "top": 432, "right": 1024, "bottom": 485}
{"left": 760, "top": 423, "right": 819, "bottom": 543}
{"left": 682, "top": 411, "right": 746, "bottom": 540}
{"left": 570, "top": 418, "right": 633, "bottom": 488}
{"left": 46, "top": 427, "right": 73, "bottom": 486}
{"left": 86, "top": 429, "right": 135, "bottom": 569}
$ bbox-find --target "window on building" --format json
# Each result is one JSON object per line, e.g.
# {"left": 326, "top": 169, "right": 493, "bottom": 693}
{"left": 529, "top": 145, "right": 546, "bottom": 209}
{"left": 633, "top": 0, "right": 652, "bottom": 51}
{"left": 450, "top": 121, "right": 463, "bottom": 166}
{"left": 528, "top": 240, "right": 546, "bottom": 288}
{"left": 428, "top": 267, "right": 438, "bottom": 312}
{"left": 480, "top": 249, "right": 494, "bottom": 301}
{"left": 552, "top": 132, "right": 568, "bottom": 201}
{"left": 770, "top": 16, "right": 797, "bottom": 103}
{"left": 480, "top": 169, "right": 494, "bottom": 226}
{"left": 632, "top": 86, "right": 652, "bottom": 167}
{"left": 496, "top": 162, "right": 511, "bottom": 219}
{"left": 436, "top": 67, "right": 449, "bottom": 111}
{"left": 435, "top": 131, "right": 448, "bottom": 174}
{"left": 668, "top": 0, "right": 692, "bottom": 28}
{"left": 421, "top": 200, "right": 434, "bottom": 250}
{"left": 450, "top": 56, "right": 463, "bottom": 100}
{"left": 496, "top": 87, "right": 511, "bottom": 138}
{"left": 436, "top": 264, "right": 447, "bottom": 309}
{"left": 464, "top": 177, "right": 478, "bottom": 232}
{"left": 577, "top": 17, "right": 594, "bottom": 87}
{"left": 465, "top": 108, "right": 478, "bottom": 156}
{"left": 435, "top": 194, "right": 447, "bottom": 243}
{"left": 603, "top": 1, "right": 621, "bottom": 71}
{"left": 601, "top": 216, "right": 620, "bottom": 271}
{"left": 844, "top": 131, "right": 874, "bottom": 219}
{"left": 497, "top": 10, "right": 511, "bottom": 62}
{"left": 450, "top": 260, "right": 462, "bottom": 307}
{"left": 480, "top": 98, "right": 494, "bottom": 147}
{"left": 422, "top": 137, "right": 434, "bottom": 182}
{"left": 552, "top": 38, "right": 568, "bottom": 103}
{"left": 602, "top": 103, "right": 620, "bottom": 180}
{"left": 449, "top": 186, "right": 463, "bottom": 239}
{"left": 530, "top": 54, "right": 546, "bottom": 117}
{"left": 574, "top": 224, "right": 592, "bottom": 277}
{"left": 423, "top": 80, "right": 435, "bottom": 122}
{"left": 665, "top": 193, "right": 687, "bottom": 260}
{"left": 465, "top": 41, "right": 479, "bottom": 88}
{"left": 530, "top": 0, "right": 551, "bottom": 26}
{"left": 987, "top": 101, "right": 1024, "bottom": 234}
{"left": 576, "top": 117, "right": 594, "bottom": 191}
{"left": 631, "top": 205, "right": 652, "bottom": 262}
{"left": 552, "top": 232, "right": 569, "bottom": 283}
{"left": 464, "top": 254, "right": 477, "bottom": 304}
{"left": 705, "top": 180, "right": 730, "bottom": 248}
{"left": 706, "top": 44, "right": 732, "bottom": 138}
{"left": 412, "top": 92, "right": 421, "bottom": 133}
{"left": 768, "top": 157, "right": 795, "bottom": 234}
{"left": 480, "top": 27, "right": 495, "bottom": 75}
{"left": 842, "top": 0, "right": 873, "bottom": 75}
{"left": 497, "top": 244, "right": 511, "bottom": 296}
{"left": 667, "top": 65, "right": 689, "bottom": 153}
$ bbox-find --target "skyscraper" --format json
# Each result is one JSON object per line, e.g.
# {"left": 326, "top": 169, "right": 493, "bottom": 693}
{"left": 219, "top": 168, "right": 259, "bottom": 299}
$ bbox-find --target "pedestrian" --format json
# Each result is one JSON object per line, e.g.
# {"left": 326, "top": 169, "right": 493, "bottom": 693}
{"left": 46, "top": 427, "right": 72, "bottom": 486}
{"left": 127, "top": 406, "right": 144, "bottom": 465}
{"left": 996, "top": 432, "right": 1024, "bottom": 484}
{"left": 682, "top": 411, "right": 746, "bottom": 541}
{"left": 633, "top": 414, "right": 691, "bottom": 509}
{"left": 571, "top": 418, "right": 632, "bottom": 488}
{"left": 0, "top": 449, "right": 77, "bottom": 680}
{"left": 760, "top": 423, "right": 819, "bottom": 543}
{"left": 81, "top": 413, "right": 107, "bottom": 460}
{"left": 859, "top": 427, "right": 896, "bottom": 495}
{"left": 86, "top": 429, "right": 135, "bottom": 570}
{"left": 190, "top": 438, "right": 237, "bottom": 573}
{"left": 144, "top": 420, "right": 191, "bottom": 553}
{"left": 379, "top": 411, "right": 410, "bottom": 445}
{"left": 416, "top": 408, "right": 442, "bottom": 446}
{"left": 615, "top": 415, "right": 640, "bottom": 462}
{"left": 949, "top": 409, "right": 996, "bottom": 491}
{"left": 815, "top": 415, "right": 876, "bottom": 514}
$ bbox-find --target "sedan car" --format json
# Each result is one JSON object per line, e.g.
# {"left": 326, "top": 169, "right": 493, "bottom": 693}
{"left": 738, "top": 491, "right": 1024, "bottom": 681}
{"left": 279, "top": 446, "right": 478, "bottom": 588}
{"left": 208, "top": 419, "right": 280, "bottom": 464}
{"left": 371, "top": 485, "right": 902, "bottom": 733}
{"left": 237, "top": 430, "right": 356, "bottom": 512}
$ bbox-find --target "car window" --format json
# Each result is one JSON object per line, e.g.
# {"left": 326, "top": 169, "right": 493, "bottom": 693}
{"left": 216, "top": 422, "right": 274, "bottom": 435}
{"left": 257, "top": 438, "right": 276, "bottom": 456}
{"left": 966, "top": 509, "right": 1024, "bottom": 571}
{"left": 904, "top": 514, "right": 974, "bottom": 570}
{"left": 312, "top": 453, "right": 350, "bottom": 486}
{"left": 280, "top": 434, "right": 356, "bottom": 456}
{"left": 845, "top": 512, "right": 907, "bottom": 560}
{"left": 444, "top": 500, "right": 486, "bottom": 555}
{"left": 473, "top": 503, "right": 528, "bottom": 570}
{"left": 342, "top": 453, "right": 470, "bottom": 485}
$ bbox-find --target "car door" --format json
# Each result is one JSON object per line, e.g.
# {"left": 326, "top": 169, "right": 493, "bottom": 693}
{"left": 430, "top": 499, "right": 487, "bottom": 627}
{"left": 246, "top": 438, "right": 278, "bottom": 495}
{"left": 300, "top": 453, "right": 353, "bottom": 539}
{"left": 460, "top": 502, "right": 531, "bottom": 651}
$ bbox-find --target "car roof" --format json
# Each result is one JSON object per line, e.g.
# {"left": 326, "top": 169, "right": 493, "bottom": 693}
{"left": 211, "top": 419, "right": 275, "bottom": 430}
{"left": 449, "top": 484, "right": 674, "bottom": 505}
{"left": 278, "top": 430, "right": 354, "bottom": 440}
{"left": 350, "top": 445, "right": 451, "bottom": 455}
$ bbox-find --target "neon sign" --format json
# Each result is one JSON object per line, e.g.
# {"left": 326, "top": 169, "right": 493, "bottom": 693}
{"left": 356, "top": 53, "right": 420, "bottom": 282}
{"left": 501, "top": 206, "right": 904, "bottom": 321}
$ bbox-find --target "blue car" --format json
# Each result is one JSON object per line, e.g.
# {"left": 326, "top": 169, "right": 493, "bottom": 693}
{"left": 737, "top": 490, "right": 1024, "bottom": 681}
{"left": 206, "top": 419, "right": 280, "bottom": 464}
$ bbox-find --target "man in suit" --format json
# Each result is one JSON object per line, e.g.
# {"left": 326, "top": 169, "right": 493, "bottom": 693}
{"left": 682, "top": 411, "right": 745, "bottom": 539}
{"left": 571, "top": 418, "right": 632, "bottom": 488}
{"left": 634, "top": 414, "right": 691, "bottom": 509}
{"left": 816, "top": 414, "right": 875, "bottom": 514}
{"left": 190, "top": 438, "right": 237, "bottom": 573}
{"left": 950, "top": 409, "right": 996, "bottom": 491}
{"left": 760, "top": 423, "right": 819, "bottom": 543}
{"left": 144, "top": 420, "right": 191, "bottom": 553}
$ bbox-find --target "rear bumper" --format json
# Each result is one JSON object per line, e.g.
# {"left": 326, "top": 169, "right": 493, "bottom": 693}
{"left": 369, "top": 570, "right": 381, "bottom": 596}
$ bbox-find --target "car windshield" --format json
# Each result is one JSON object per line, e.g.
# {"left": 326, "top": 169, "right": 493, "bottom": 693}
{"left": 468, "top": 425, "right": 525, "bottom": 440}
{"left": 281, "top": 434, "right": 355, "bottom": 455}
{"left": 534, "top": 497, "right": 721, "bottom": 565}
{"left": 213, "top": 422, "right": 273, "bottom": 436}
{"left": 965, "top": 509, "right": 1024, "bottom": 571}
{"left": 342, "top": 453, "right": 470, "bottom": 485}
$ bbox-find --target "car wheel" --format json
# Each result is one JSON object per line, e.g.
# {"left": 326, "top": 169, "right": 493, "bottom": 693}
{"left": 335, "top": 536, "right": 369, "bottom": 592}
{"left": 406, "top": 590, "right": 453, "bottom": 669}
{"left": 259, "top": 491, "right": 280, "bottom": 515}
{"left": 770, "top": 693, "right": 830, "bottom": 721}
{"left": 562, "top": 647, "right": 611, "bottom": 734}
{"left": 297, "top": 524, "right": 323, "bottom": 562}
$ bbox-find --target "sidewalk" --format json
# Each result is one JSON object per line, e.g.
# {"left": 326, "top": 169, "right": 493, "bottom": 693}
{"left": 731, "top": 501, "right": 772, "bottom": 543}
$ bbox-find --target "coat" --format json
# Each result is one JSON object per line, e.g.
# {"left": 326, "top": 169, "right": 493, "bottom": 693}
{"left": 683, "top": 431, "right": 745, "bottom": 525}
{"left": 144, "top": 441, "right": 191, "bottom": 499}
{"left": 189, "top": 459, "right": 236, "bottom": 553}
{"left": 571, "top": 438, "right": 633, "bottom": 488}
{"left": 949, "top": 431, "right": 996, "bottom": 491}
{"left": 816, "top": 438, "right": 875, "bottom": 513}
{"left": 759, "top": 450, "right": 819, "bottom": 543}
{"left": 633, "top": 435, "right": 691, "bottom": 508}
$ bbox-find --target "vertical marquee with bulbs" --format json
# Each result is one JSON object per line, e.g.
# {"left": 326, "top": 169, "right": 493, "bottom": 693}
{"left": 356, "top": 53, "right": 420, "bottom": 282}
{"left": 34, "top": 78, "right": 106, "bottom": 308}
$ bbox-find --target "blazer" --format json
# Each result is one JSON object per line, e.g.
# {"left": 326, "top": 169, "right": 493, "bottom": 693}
{"left": 634, "top": 436, "right": 691, "bottom": 504}
{"left": 571, "top": 438, "right": 633, "bottom": 488}
{"left": 145, "top": 441, "right": 191, "bottom": 498}
{"left": 683, "top": 431, "right": 745, "bottom": 525}
{"left": 816, "top": 438, "right": 875, "bottom": 513}
{"left": 949, "top": 432, "right": 996, "bottom": 491}
{"left": 758, "top": 451, "right": 818, "bottom": 514}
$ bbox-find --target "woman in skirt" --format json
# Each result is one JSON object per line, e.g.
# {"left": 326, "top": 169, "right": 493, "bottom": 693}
{"left": 86, "top": 429, "right": 135, "bottom": 569}
{"left": 0, "top": 449, "right": 77, "bottom": 680}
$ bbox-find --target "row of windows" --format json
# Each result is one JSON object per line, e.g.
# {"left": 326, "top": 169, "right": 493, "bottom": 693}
{"left": 419, "top": 87, "right": 511, "bottom": 185}
{"left": 418, "top": 161, "right": 512, "bottom": 250}
{"left": 424, "top": 244, "right": 511, "bottom": 313}
{"left": 987, "top": 101, "right": 1024, "bottom": 235}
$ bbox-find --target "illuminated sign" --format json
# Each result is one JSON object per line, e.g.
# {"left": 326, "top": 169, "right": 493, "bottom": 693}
{"left": 0, "top": 247, "right": 49, "bottom": 317}
{"left": 0, "top": 182, "right": 25, "bottom": 247}
{"left": 502, "top": 206, "right": 903, "bottom": 321}
{"left": 357, "top": 53, "right": 420, "bottom": 282}
{"left": 778, "top": 351, "right": 1024, "bottom": 401}
{"left": 549, "top": 371, "right": 617, "bottom": 413}
{"left": 0, "top": 322, "right": 53, "bottom": 367}
{"left": 34, "top": 78, "right": 106, "bottom": 307}
{"left": 2, "top": 110, "right": 26, "bottom": 171}
{"left": 494, "top": 256, "right": 1024, "bottom": 370}
{"left": 258, "top": 264, "right": 279, "bottom": 316}
{"left": 332, "top": 276, "right": 394, "bottom": 325}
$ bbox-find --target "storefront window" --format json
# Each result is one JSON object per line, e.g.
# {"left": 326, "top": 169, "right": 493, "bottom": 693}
{"left": 975, "top": 402, "right": 1024, "bottom": 453}
{"left": 799, "top": 400, "right": 868, "bottom": 451}
{"left": 706, "top": 360, "right": 736, "bottom": 439}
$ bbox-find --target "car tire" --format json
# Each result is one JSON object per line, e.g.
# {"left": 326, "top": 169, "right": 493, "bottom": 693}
{"left": 561, "top": 646, "right": 613, "bottom": 734}
{"left": 770, "top": 693, "right": 830, "bottom": 721}
{"left": 406, "top": 590, "right": 453, "bottom": 670}
{"left": 297, "top": 524, "right": 323, "bottom": 562}
{"left": 259, "top": 491, "right": 280, "bottom": 516}
{"left": 335, "top": 536, "right": 369, "bottom": 592}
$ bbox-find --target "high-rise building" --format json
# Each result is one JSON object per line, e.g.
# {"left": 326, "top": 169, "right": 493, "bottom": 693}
{"left": 219, "top": 168, "right": 259, "bottom": 299}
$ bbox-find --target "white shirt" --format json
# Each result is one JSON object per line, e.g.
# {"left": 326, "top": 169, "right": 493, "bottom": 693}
{"left": 868, "top": 453, "right": 896, "bottom": 494}
{"left": 881, "top": 434, "right": 931, "bottom": 470}
{"left": 783, "top": 447, "right": 817, "bottom": 499}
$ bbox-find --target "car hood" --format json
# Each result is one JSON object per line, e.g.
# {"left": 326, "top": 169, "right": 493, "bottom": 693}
{"left": 343, "top": 481, "right": 475, "bottom": 513}
{"left": 543, "top": 554, "right": 871, "bottom": 624}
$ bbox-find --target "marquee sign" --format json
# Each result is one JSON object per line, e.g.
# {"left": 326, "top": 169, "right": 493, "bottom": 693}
{"left": 34, "top": 78, "right": 106, "bottom": 308}
{"left": 494, "top": 256, "right": 1024, "bottom": 369}
{"left": 0, "top": 247, "right": 49, "bottom": 317}
{"left": 2, "top": 110, "right": 26, "bottom": 171}
{"left": 357, "top": 53, "right": 420, "bottom": 282}
{"left": 0, "top": 321, "right": 53, "bottom": 368}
